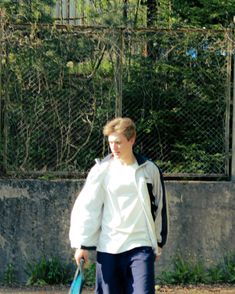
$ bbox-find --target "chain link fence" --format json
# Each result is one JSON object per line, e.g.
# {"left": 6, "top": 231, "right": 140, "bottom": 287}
{"left": 0, "top": 20, "right": 234, "bottom": 178}
{"left": 121, "top": 28, "right": 233, "bottom": 178}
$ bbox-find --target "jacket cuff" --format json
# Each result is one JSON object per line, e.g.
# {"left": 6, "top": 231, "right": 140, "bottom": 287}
{"left": 81, "top": 245, "right": 96, "bottom": 250}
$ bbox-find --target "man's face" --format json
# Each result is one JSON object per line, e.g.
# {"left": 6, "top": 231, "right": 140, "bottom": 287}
{"left": 108, "top": 132, "right": 135, "bottom": 162}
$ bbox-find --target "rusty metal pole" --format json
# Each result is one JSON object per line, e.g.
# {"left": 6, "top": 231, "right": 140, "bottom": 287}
{"left": 225, "top": 29, "right": 232, "bottom": 178}
{"left": 0, "top": 9, "right": 2, "bottom": 129}
{"left": 115, "top": 29, "right": 123, "bottom": 117}
{"left": 232, "top": 22, "right": 235, "bottom": 181}
{"left": 0, "top": 8, "right": 7, "bottom": 173}
{"left": 0, "top": 9, "right": 3, "bottom": 155}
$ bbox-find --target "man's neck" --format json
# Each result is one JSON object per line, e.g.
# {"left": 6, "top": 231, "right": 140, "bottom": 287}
{"left": 113, "top": 153, "right": 136, "bottom": 166}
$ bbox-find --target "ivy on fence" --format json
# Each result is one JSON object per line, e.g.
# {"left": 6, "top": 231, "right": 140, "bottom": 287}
{"left": 0, "top": 22, "right": 233, "bottom": 178}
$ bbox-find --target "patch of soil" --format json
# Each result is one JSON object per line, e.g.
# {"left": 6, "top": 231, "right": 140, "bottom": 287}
{"left": 0, "top": 284, "right": 234, "bottom": 294}
{"left": 158, "top": 284, "right": 235, "bottom": 293}
{"left": 0, "top": 286, "right": 67, "bottom": 293}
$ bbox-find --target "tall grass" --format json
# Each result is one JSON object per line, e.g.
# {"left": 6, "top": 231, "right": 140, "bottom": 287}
{"left": 25, "top": 256, "right": 72, "bottom": 286}
{"left": 1, "top": 252, "right": 234, "bottom": 287}
{"left": 158, "top": 252, "right": 235, "bottom": 285}
{"left": 3, "top": 263, "right": 16, "bottom": 286}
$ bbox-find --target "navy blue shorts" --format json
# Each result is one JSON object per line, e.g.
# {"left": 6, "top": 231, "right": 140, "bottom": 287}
{"left": 95, "top": 246, "right": 155, "bottom": 294}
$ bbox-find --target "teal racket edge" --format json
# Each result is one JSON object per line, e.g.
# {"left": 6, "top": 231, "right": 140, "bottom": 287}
{"left": 69, "top": 259, "right": 85, "bottom": 294}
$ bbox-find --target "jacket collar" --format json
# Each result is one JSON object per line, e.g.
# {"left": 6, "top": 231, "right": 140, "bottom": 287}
{"left": 96, "top": 153, "right": 148, "bottom": 166}
{"left": 134, "top": 153, "right": 148, "bottom": 166}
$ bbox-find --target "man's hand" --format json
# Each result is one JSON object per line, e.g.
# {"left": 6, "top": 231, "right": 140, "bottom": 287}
{"left": 155, "top": 246, "right": 162, "bottom": 261}
{"left": 74, "top": 248, "right": 89, "bottom": 265}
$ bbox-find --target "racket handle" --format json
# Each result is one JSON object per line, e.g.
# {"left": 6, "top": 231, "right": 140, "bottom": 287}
{"left": 80, "top": 258, "right": 85, "bottom": 271}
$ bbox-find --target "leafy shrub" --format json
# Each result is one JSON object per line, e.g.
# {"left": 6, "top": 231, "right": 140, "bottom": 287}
{"left": 158, "top": 252, "right": 235, "bottom": 285}
{"left": 84, "top": 262, "right": 96, "bottom": 288}
{"left": 208, "top": 253, "right": 235, "bottom": 284}
{"left": 26, "top": 256, "right": 72, "bottom": 286}
{"left": 3, "top": 263, "right": 17, "bottom": 286}
{"left": 158, "top": 254, "right": 209, "bottom": 285}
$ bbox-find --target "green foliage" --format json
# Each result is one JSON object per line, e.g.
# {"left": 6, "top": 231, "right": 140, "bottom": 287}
{"left": 1, "top": 24, "right": 114, "bottom": 173}
{"left": 25, "top": 257, "right": 96, "bottom": 288}
{"left": 162, "top": 144, "right": 225, "bottom": 174}
{"left": 26, "top": 256, "right": 71, "bottom": 286}
{"left": 3, "top": 263, "right": 16, "bottom": 286}
{"left": 0, "top": 21, "right": 229, "bottom": 176}
{"left": 207, "top": 266, "right": 224, "bottom": 284}
{"left": 209, "top": 253, "right": 235, "bottom": 284}
{"left": 170, "top": 0, "right": 235, "bottom": 28}
{"left": 71, "top": 0, "right": 235, "bottom": 28}
{"left": 158, "top": 254, "right": 209, "bottom": 285}
{"left": 84, "top": 262, "right": 96, "bottom": 288}
{"left": 159, "top": 253, "right": 235, "bottom": 285}
{"left": 2, "top": 0, "right": 235, "bottom": 28}
{"left": 3, "top": 0, "right": 55, "bottom": 23}
{"left": 222, "top": 253, "right": 235, "bottom": 283}
{"left": 122, "top": 30, "right": 227, "bottom": 176}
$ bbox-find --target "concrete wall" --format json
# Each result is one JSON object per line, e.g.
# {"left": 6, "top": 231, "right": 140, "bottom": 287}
{"left": 157, "top": 181, "right": 235, "bottom": 275}
{"left": 0, "top": 179, "right": 234, "bottom": 283}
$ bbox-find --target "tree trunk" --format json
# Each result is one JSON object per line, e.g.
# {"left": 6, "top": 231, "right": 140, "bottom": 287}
{"left": 147, "top": 0, "right": 157, "bottom": 27}
{"left": 146, "top": 0, "right": 159, "bottom": 59}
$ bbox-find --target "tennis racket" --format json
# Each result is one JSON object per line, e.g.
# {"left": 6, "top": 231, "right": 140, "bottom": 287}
{"left": 69, "top": 258, "right": 85, "bottom": 294}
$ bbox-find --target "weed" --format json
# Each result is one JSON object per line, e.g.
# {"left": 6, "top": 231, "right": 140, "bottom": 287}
{"left": 207, "top": 266, "right": 224, "bottom": 283}
{"left": 20, "top": 252, "right": 235, "bottom": 287}
{"left": 218, "top": 252, "right": 235, "bottom": 284}
{"left": 158, "top": 254, "right": 208, "bottom": 285}
{"left": 158, "top": 253, "right": 235, "bottom": 285}
{"left": 25, "top": 256, "right": 72, "bottom": 286}
{"left": 84, "top": 262, "right": 96, "bottom": 288}
{"left": 3, "top": 263, "right": 16, "bottom": 286}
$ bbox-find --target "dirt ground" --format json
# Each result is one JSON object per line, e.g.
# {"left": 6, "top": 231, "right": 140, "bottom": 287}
{"left": 0, "top": 285, "right": 234, "bottom": 294}
{"left": 158, "top": 285, "right": 235, "bottom": 293}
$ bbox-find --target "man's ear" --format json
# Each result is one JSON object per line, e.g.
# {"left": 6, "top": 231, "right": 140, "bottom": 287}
{"left": 130, "top": 136, "right": 136, "bottom": 145}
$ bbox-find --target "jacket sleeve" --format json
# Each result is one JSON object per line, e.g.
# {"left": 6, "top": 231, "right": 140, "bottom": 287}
{"left": 69, "top": 164, "right": 105, "bottom": 249}
{"left": 151, "top": 164, "right": 169, "bottom": 248}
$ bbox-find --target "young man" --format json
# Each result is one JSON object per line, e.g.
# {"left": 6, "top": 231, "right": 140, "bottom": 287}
{"left": 69, "top": 117, "right": 168, "bottom": 294}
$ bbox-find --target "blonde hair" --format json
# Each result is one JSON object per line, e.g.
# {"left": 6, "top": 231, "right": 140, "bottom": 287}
{"left": 103, "top": 117, "right": 136, "bottom": 140}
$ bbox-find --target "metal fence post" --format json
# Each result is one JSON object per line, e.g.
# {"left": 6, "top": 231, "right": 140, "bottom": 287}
{"left": 0, "top": 9, "right": 8, "bottom": 173}
{"left": 232, "top": 30, "right": 235, "bottom": 182}
{"left": 0, "top": 9, "right": 2, "bottom": 129}
{"left": 0, "top": 9, "right": 3, "bottom": 170}
{"left": 115, "top": 29, "right": 123, "bottom": 117}
{"left": 225, "top": 29, "right": 232, "bottom": 178}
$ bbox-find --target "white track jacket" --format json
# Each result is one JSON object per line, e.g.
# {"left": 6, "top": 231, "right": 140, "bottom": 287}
{"left": 69, "top": 153, "right": 168, "bottom": 254}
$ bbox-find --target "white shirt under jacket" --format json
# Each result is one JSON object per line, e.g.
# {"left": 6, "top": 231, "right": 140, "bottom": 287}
{"left": 99, "top": 159, "right": 151, "bottom": 253}
{"left": 69, "top": 154, "right": 168, "bottom": 255}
